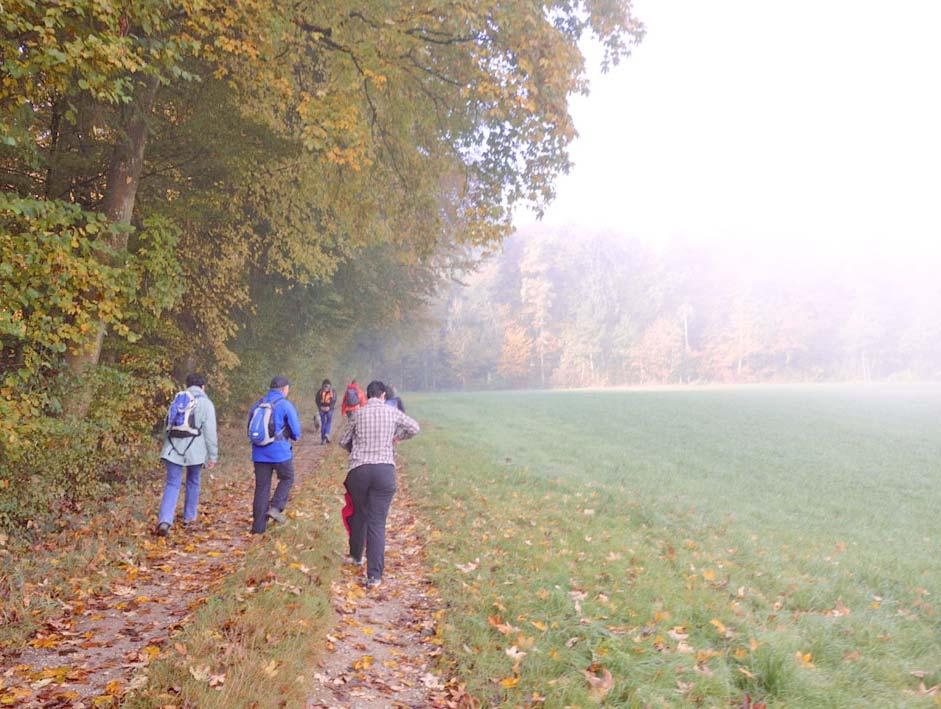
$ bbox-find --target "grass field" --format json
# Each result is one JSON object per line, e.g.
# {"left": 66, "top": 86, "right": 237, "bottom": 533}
{"left": 403, "top": 385, "right": 941, "bottom": 707}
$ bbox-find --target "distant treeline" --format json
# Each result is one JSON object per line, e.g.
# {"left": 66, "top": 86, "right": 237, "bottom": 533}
{"left": 352, "top": 227, "right": 941, "bottom": 389}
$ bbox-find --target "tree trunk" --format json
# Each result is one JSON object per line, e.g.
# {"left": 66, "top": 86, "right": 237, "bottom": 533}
{"left": 539, "top": 333, "right": 545, "bottom": 387}
{"left": 65, "top": 78, "right": 159, "bottom": 377}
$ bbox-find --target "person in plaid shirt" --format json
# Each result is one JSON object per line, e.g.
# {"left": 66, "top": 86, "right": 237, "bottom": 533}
{"left": 339, "top": 380, "right": 420, "bottom": 588}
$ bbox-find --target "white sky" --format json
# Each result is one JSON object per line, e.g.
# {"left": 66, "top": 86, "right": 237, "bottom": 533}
{"left": 515, "top": 0, "right": 941, "bottom": 260}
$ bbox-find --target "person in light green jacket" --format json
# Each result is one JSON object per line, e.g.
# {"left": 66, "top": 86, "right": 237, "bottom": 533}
{"left": 156, "top": 373, "right": 218, "bottom": 536}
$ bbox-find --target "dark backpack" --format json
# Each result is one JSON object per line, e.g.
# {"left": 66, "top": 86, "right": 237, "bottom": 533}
{"left": 344, "top": 386, "right": 360, "bottom": 407}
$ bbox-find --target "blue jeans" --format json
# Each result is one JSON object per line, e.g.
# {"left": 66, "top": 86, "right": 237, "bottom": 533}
{"left": 158, "top": 461, "right": 202, "bottom": 525}
{"left": 319, "top": 410, "right": 333, "bottom": 439}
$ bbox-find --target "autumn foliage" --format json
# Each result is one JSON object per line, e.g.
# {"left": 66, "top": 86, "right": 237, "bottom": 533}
{"left": 0, "top": 0, "right": 643, "bottom": 528}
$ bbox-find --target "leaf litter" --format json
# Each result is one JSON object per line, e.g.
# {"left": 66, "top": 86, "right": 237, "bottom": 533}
{"left": 0, "top": 439, "right": 328, "bottom": 706}
{"left": 308, "top": 472, "right": 472, "bottom": 708}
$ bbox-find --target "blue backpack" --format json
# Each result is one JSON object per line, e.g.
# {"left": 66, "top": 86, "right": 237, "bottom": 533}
{"left": 248, "top": 396, "right": 284, "bottom": 446}
{"left": 166, "top": 390, "right": 202, "bottom": 454}
{"left": 167, "top": 390, "right": 202, "bottom": 437}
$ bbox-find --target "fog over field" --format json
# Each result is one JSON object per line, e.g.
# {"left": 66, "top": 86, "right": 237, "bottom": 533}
{"left": 350, "top": 0, "right": 941, "bottom": 391}
{"left": 352, "top": 228, "right": 941, "bottom": 390}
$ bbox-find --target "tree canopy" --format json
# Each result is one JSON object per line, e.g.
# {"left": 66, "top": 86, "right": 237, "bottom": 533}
{"left": 0, "top": 0, "right": 642, "bottom": 528}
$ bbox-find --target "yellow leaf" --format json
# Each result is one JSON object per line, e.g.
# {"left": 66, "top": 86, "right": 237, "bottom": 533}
{"left": 1, "top": 687, "right": 32, "bottom": 706}
{"left": 262, "top": 660, "right": 279, "bottom": 677}
{"left": 352, "top": 655, "right": 374, "bottom": 671}
{"left": 141, "top": 645, "right": 161, "bottom": 662}
{"left": 104, "top": 680, "right": 123, "bottom": 696}
{"left": 499, "top": 676, "right": 519, "bottom": 688}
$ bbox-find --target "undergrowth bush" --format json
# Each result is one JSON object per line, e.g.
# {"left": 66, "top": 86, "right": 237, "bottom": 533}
{"left": 0, "top": 366, "right": 172, "bottom": 532}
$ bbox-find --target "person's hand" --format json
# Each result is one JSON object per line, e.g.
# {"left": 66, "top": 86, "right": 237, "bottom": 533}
{"left": 207, "top": 460, "right": 217, "bottom": 469}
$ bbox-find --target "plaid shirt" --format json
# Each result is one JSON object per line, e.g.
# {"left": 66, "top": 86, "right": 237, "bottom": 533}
{"left": 340, "top": 398, "right": 420, "bottom": 470}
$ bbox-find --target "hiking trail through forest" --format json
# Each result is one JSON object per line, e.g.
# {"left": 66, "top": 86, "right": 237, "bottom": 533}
{"left": 308, "top": 471, "right": 471, "bottom": 708}
{"left": 0, "top": 437, "right": 327, "bottom": 705}
{"left": 1, "top": 426, "right": 470, "bottom": 707}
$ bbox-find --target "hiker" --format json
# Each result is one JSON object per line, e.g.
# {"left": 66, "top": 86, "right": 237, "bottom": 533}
{"left": 316, "top": 379, "right": 337, "bottom": 444}
{"left": 341, "top": 378, "right": 366, "bottom": 420}
{"left": 384, "top": 384, "right": 405, "bottom": 413}
{"left": 339, "top": 380, "right": 420, "bottom": 588}
{"left": 248, "top": 375, "right": 302, "bottom": 534}
{"left": 157, "top": 373, "right": 218, "bottom": 536}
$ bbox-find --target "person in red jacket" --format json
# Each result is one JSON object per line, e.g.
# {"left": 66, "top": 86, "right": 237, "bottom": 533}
{"left": 341, "top": 379, "right": 366, "bottom": 419}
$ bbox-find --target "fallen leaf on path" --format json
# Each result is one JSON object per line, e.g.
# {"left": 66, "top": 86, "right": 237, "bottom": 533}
{"left": 352, "top": 655, "right": 374, "bottom": 671}
{"left": 455, "top": 559, "right": 479, "bottom": 573}
{"left": 583, "top": 665, "right": 613, "bottom": 701}
{"left": 794, "top": 652, "right": 815, "bottom": 669}
{"left": 105, "top": 679, "right": 124, "bottom": 696}
{"left": 668, "top": 626, "right": 688, "bottom": 641}
{"left": 488, "top": 616, "right": 519, "bottom": 635}
{"left": 907, "top": 682, "right": 939, "bottom": 696}
{"left": 710, "top": 618, "right": 732, "bottom": 638}
{"left": 189, "top": 665, "right": 211, "bottom": 683}
{"left": 420, "top": 672, "right": 444, "bottom": 689}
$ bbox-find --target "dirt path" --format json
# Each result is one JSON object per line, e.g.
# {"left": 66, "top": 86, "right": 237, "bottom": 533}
{"left": 0, "top": 439, "right": 326, "bottom": 706}
{"left": 308, "top": 473, "right": 468, "bottom": 709}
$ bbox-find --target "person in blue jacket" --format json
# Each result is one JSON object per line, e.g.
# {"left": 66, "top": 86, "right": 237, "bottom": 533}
{"left": 248, "top": 375, "right": 302, "bottom": 534}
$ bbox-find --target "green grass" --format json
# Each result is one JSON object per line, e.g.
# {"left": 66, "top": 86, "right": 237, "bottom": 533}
{"left": 403, "top": 385, "right": 941, "bottom": 707}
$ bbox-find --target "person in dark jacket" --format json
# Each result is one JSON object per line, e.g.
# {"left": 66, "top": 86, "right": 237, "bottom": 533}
{"left": 248, "top": 376, "right": 302, "bottom": 534}
{"left": 384, "top": 384, "right": 405, "bottom": 413}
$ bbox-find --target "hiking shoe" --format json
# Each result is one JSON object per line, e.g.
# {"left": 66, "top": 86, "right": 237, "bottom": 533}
{"left": 267, "top": 507, "right": 287, "bottom": 524}
{"left": 345, "top": 555, "right": 365, "bottom": 566}
{"left": 182, "top": 519, "right": 196, "bottom": 530}
{"left": 155, "top": 522, "right": 170, "bottom": 537}
{"left": 365, "top": 577, "right": 382, "bottom": 589}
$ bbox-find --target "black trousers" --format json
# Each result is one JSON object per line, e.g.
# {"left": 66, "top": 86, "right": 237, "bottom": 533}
{"left": 344, "top": 463, "right": 396, "bottom": 580}
{"left": 252, "top": 459, "right": 295, "bottom": 533}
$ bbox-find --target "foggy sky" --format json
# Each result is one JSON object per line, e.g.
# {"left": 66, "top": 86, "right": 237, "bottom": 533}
{"left": 516, "top": 0, "right": 941, "bottom": 263}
